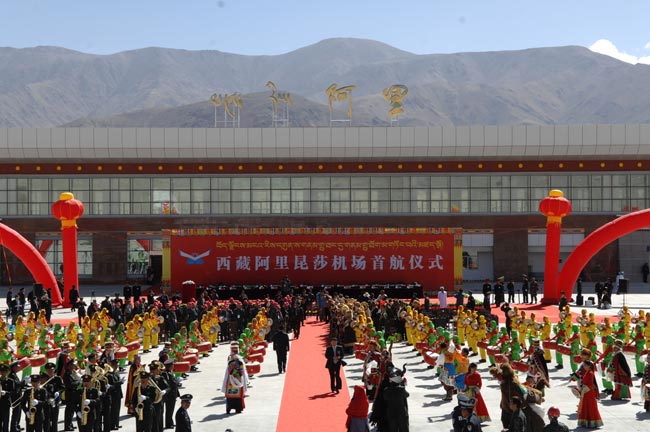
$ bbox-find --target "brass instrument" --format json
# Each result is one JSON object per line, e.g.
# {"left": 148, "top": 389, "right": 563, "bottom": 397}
{"left": 81, "top": 387, "right": 90, "bottom": 426}
{"left": 148, "top": 375, "right": 164, "bottom": 404}
{"left": 29, "top": 388, "right": 36, "bottom": 425}
{"left": 136, "top": 386, "right": 144, "bottom": 421}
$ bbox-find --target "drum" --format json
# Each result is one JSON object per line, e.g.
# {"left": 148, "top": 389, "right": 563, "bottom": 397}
{"left": 570, "top": 385, "right": 581, "bottom": 399}
{"left": 368, "top": 368, "right": 381, "bottom": 385}
{"left": 423, "top": 351, "right": 438, "bottom": 366}
{"left": 415, "top": 342, "right": 428, "bottom": 352}
{"left": 354, "top": 343, "right": 365, "bottom": 353}
{"left": 196, "top": 342, "right": 212, "bottom": 353}
{"left": 512, "top": 361, "right": 529, "bottom": 373}
{"left": 486, "top": 347, "right": 500, "bottom": 357}
{"left": 623, "top": 344, "right": 637, "bottom": 354}
{"left": 543, "top": 341, "right": 557, "bottom": 350}
{"left": 46, "top": 348, "right": 61, "bottom": 359}
{"left": 187, "top": 348, "right": 198, "bottom": 356}
{"left": 494, "top": 354, "right": 508, "bottom": 364}
{"left": 250, "top": 346, "right": 266, "bottom": 357}
{"left": 114, "top": 347, "right": 129, "bottom": 359}
{"left": 16, "top": 357, "right": 31, "bottom": 372}
{"left": 573, "top": 355, "right": 584, "bottom": 364}
{"left": 182, "top": 354, "right": 199, "bottom": 365}
{"left": 247, "top": 353, "right": 264, "bottom": 363}
{"left": 173, "top": 362, "right": 191, "bottom": 373}
{"left": 556, "top": 345, "right": 572, "bottom": 356}
{"left": 355, "top": 350, "right": 367, "bottom": 361}
{"left": 477, "top": 341, "right": 489, "bottom": 350}
{"left": 126, "top": 341, "right": 141, "bottom": 352}
{"left": 254, "top": 341, "right": 268, "bottom": 349}
{"left": 29, "top": 354, "right": 47, "bottom": 368}
{"left": 246, "top": 362, "right": 261, "bottom": 375}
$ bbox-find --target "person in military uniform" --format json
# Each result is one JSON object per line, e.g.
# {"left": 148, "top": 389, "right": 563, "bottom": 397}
{"left": 9, "top": 361, "right": 24, "bottom": 432}
{"left": 174, "top": 395, "right": 192, "bottom": 432}
{"left": 43, "top": 363, "right": 64, "bottom": 432}
{"left": 21, "top": 374, "right": 48, "bottom": 432}
{"left": 76, "top": 374, "right": 99, "bottom": 432}
{"left": 149, "top": 362, "right": 169, "bottom": 432}
{"left": 131, "top": 371, "right": 162, "bottom": 432}
{"left": 62, "top": 360, "right": 82, "bottom": 431}
{"left": 0, "top": 364, "right": 16, "bottom": 432}
{"left": 106, "top": 359, "right": 124, "bottom": 431}
{"left": 162, "top": 360, "right": 180, "bottom": 430}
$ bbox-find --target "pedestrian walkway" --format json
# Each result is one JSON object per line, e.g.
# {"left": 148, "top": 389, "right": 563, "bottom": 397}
{"left": 276, "top": 318, "right": 349, "bottom": 432}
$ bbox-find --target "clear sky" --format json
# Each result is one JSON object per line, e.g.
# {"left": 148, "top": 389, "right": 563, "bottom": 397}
{"left": 2, "top": 0, "right": 649, "bottom": 63}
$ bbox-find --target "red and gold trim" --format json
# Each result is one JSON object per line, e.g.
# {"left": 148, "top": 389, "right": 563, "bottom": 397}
{"left": 1, "top": 160, "right": 647, "bottom": 175}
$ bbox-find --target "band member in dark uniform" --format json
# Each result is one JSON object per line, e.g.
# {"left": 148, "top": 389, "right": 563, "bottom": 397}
{"left": 0, "top": 364, "right": 16, "bottom": 432}
{"left": 107, "top": 359, "right": 124, "bottom": 431}
{"left": 62, "top": 360, "right": 82, "bottom": 431}
{"left": 9, "top": 361, "right": 24, "bottom": 432}
{"left": 43, "top": 363, "right": 64, "bottom": 432}
{"left": 76, "top": 375, "right": 99, "bottom": 432}
{"left": 21, "top": 374, "right": 48, "bottom": 432}
{"left": 174, "top": 395, "right": 192, "bottom": 432}
{"left": 131, "top": 371, "right": 162, "bottom": 432}
{"left": 163, "top": 360, "right": 180, "bottom": 430}
{"left": 150, "top": 362, "right": 169, "bottom": 432}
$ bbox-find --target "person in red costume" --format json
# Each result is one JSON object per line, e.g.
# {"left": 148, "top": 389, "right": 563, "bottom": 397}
{"left": 346, "top": 385, "right": 370, "bottom": 432}
{"left": 464, "top": 362, "right": 490, "bottom": 423}
{"left": 577, "top": 360, "right": 603, "bottom": 429}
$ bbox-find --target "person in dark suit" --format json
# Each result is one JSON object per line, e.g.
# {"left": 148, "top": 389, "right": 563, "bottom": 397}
{"left": 175, "top": 394, "right": 192, "bottom": 432}
{"left": 325, "top": 337, "right": 344, "bottom": 394}
{"left": 272, "top": 326, "right": 290, "bottom": 374}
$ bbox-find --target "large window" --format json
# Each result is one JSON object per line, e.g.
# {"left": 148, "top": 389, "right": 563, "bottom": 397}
{"left": 36, "top": 236, "right": 93, "bottom": 278}
{"left": 4, "top": 173, "right": 649, "bottom": 217}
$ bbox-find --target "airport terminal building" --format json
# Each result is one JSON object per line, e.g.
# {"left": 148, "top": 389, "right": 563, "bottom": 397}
{"left": 1, "top": 124, "right": 650, "bottom": 287}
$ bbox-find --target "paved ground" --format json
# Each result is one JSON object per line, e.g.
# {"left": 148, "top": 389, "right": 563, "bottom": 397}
{"left": 4, "top": 281, "right": 650, "bottom": 431}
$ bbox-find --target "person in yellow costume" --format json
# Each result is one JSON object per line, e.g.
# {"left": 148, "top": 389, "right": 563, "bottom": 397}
{"left": 37, "top": 310, "right": 48, "bottom": 328}
{"left": 125, "top": 319, "right": 140, "bottom": 363}
{"left": 25, "top": 313, "right": 37, "bottom": 349}
{"left": 89, "top": 312, "right": 101, "bottom": 343}
{"left": 466, "top": 317, "right": 478, "bottom": 354}
{"left": 150, "top": 312, "right": 161, "bottom": 348}
{"left": 455, "top": 306, "right": 467, "bottom": 345}
{"left": 517, "top": 311, "right": 528, "bottom": 350}
{"left": 200, "top": 313, "right": 213, "bottom": 343}
{"left": 562, "top": 305, "right": 572, "bottom": 334}
{"left": 81, "top": 315, "right": 92, "bottom": 343}
{"left": 528, "top": 313, "right": 540, "bottom": 345}
{"left": 541, "top": 316, "right": 552, "bottom": 361}
{"left": 0, "top": 320, "right": 7, "bottom": 343}
{"left": 98, "top": 309, "right": 111, "bottom": 345}
{"left": 476, "top": 316, "right": 488, "bottom": 362}
{"left": 66, "top": 321, "right": 79, "bottom": 346}
{"left": 142, "top": 312, "right": 153, "bottom": 353}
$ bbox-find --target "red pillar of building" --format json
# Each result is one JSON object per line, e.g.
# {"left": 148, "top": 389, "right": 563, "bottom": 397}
{"left": 538, "top": 190, "right": 572, "bottom": 304}
{"left": 52, "top": 192, "right": 85, "bottom": 307}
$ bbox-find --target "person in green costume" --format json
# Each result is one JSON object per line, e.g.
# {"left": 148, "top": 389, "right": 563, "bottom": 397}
{"left": 115, "top": 323, "right": 129, "bottom": 369}
{"left": 509, "top": 330, "right": 521, "bottom": 361}
{"left": 597, "top": 335, "right": 615, "bottom": 394}
{"left": 17, "top": 335, "right": 33, "bottom": 378}
{"left": 486, "top": 322, "right": 499, "bottom": 366}
{"left": 553, "top": 322, "right": 565, "bottom": 369}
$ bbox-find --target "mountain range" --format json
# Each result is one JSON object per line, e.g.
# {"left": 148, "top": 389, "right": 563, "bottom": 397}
{"left": 1, "top": 38, "right": 650, "bottom": 128}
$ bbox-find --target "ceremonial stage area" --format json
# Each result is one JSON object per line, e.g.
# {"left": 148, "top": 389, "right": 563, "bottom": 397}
{"left": 6, "top": 280, "right": 647, "bottom": 432}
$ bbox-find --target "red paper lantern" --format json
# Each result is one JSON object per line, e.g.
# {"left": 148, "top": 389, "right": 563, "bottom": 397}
{"left": 539, "top": 190, "right": 572, "bottom": 222}
{"left": 52, "top": 192, "right": 85, "bottom": 226}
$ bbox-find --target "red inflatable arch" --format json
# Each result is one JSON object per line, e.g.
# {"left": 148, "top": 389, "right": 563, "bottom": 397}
{"left": 0, "top": 223, "right": 62, "bottom": 306}
{"left": 558, "top": 209, "right": 650, "bottom": 297}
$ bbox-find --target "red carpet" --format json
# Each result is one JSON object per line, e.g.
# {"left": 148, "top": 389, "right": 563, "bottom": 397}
{"left": 276, "top": 317, "right": 350, "bottom": 432}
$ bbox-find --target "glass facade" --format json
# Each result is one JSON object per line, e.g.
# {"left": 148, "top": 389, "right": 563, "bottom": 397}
{"left": 1, "top": 173, "right": 647, "bottom": 217}
{"left": 35, "top": 236, "right": 93, "bottom": 277}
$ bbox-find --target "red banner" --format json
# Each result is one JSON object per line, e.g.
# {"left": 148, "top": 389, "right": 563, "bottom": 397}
{"left": 167, "top": 228, "right": 457, "bottom": 291}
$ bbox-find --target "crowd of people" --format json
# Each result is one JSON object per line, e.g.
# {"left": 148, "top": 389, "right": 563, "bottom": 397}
{"left": 313, "top": 280, "right": 650, "bottom": 432}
